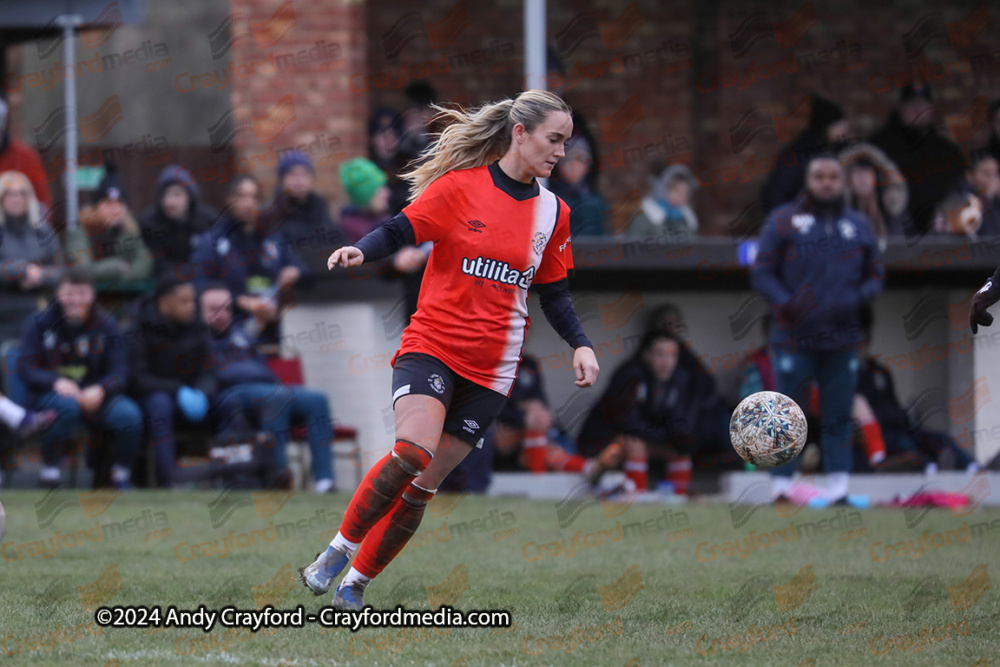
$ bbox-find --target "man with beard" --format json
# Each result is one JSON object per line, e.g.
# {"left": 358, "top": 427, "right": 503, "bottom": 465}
{"left": 751, "top": 155, "right": 885, "bottom": 505}
{"left": 868, "top": 81, "right": 966, "bottom": 238}
{"left": 18, "top": 267, "right": 143, "bottom": 488}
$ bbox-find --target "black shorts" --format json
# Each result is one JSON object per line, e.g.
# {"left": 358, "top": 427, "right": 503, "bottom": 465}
{"left": 391, "top": 352, "right": 508, "bottom": 448}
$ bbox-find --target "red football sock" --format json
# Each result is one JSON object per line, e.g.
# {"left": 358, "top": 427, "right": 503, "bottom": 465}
{"left": 339, "top": 439, "right": 432, "bottom": 544}
{"left": 624, "top": 458, "right": 648, "bottom": 491}
{"left": 861, "top": 422, "right": 887, "bottom": 465}
{"left": 353, "top": 482, "right": 436, "bottom": 579}
{"left": 557, "top": 454, "right": 589, "bottom": 472}
{"left": 521, "top": 430, "right": 548, "bottom": 472}
{"left": 667, "top": 456, "right": 692, "bottom": 495}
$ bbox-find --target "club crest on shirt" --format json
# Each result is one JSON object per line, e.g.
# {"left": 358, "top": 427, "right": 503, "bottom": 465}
{"left": 838, "top": 219, "right": 857, "bottom": 239}
{"left": 791, "top": 214, "right": 815, "bottom": 234}
{"left": 428, "top": 374, "right": 446, "bottom": 395}
{"left": 532, "top": 232, "right": 547, "bottom": 256}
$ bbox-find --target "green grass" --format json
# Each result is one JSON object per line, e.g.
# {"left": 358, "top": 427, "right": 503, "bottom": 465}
{"left": 1, "top": 489, "right": 998, "bottom": 666}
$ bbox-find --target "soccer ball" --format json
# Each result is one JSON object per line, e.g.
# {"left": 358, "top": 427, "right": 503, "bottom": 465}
{"left": 730, "top": 391, "right": 808, "bottom": 469}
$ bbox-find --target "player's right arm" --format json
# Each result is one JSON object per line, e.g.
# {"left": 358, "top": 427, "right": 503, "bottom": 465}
{"left": 327, "top": 173, "right": 457, "bottom": 270}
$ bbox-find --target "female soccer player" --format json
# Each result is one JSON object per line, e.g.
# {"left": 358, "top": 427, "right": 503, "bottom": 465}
{"left": 299, "top": 90, "right": 600, "bottom": 609}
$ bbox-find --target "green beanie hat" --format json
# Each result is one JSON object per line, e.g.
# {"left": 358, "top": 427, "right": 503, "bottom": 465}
{"left": 340, "top": 157, "right": 388, "bottom": 208}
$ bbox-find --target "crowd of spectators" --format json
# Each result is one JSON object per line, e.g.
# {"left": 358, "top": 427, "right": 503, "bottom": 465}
{"left": 0, "top": 77, "right": 993, "bottom": 495}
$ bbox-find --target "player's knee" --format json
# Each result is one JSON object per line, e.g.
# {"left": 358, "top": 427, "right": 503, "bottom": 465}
{"left": 392, "top": 439, "right": 433, "bottom": 475}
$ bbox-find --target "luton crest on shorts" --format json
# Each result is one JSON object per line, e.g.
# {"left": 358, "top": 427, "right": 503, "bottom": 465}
{"left": 428, "top": 374, "right": 446, "bottom": 394}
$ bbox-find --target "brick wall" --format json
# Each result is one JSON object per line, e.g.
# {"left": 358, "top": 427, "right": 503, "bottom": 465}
{"left": 366, "top": 0, "right": 1000, "bottom": 236}
{"left": 229, "top": 0, "right": 368, "bottom": 203}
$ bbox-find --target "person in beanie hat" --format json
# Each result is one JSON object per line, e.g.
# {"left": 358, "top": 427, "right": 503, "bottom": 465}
{"left": 338, "top": 157, "right": 429, "bottom": 286}
{"left": 547, "top": 135, "right": 607, "bottom": 236}
{"left": 761, "top": 93, "right": 850, "bottom": 213}
{"left": 869, "top": 80, "right": 966, "bottom": 238}
{"left": 338, "top": 157, "right": 391, "bottom": 245}
{"left": 259, "top": 150, "right": 340, "bottom": 250}
{"left": 64, "top": 163, "right": 153, "bottom": 284}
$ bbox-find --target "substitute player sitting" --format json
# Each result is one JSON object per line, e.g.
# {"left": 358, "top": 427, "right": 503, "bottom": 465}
{"left": 300, "top": 90, "right": 600, "bottom": 609}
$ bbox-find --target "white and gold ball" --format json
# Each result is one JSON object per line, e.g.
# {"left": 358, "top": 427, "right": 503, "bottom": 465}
{"left": 730, "top": 391, "right": 808, "bottom": 469}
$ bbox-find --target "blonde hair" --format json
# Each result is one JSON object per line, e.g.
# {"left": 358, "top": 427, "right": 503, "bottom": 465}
{"left": 401, "top": 89, "right": 572, "bottom": 201}
{"left": 0, "top": 171, "right": 41, "bottom": 227}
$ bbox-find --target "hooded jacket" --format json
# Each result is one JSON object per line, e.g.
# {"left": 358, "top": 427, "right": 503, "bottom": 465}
{"left": 138, "top": 165, "right": 219, "bottom": 276}
{"left": 837, "top": 142, "right": 909, "bottom": 238}
{"left": 751, "top": 192, "right": 885, "bottom": 352}
{"left": 18, "top": 299, "right": 127, "bottom": 404}
{"left": 868, "top": 110, "right": 966, "bottom": 236}
{"left": 126, "top": 295, "right": 217, "bottom": 399}
{"left": 63, "top": 208, "right": 154, "bottom": 284}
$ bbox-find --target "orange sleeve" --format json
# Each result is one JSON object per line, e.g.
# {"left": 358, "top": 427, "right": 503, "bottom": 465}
{"left": 534, "top": 198, "right": 574, "bottom": 284}
{"left": 401, "top": 171, "right": 459, "bottom": 244}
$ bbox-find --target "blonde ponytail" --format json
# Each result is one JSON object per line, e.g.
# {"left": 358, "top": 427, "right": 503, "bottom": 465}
{"left": 401, "top": 89, "right": 571, "bottom": 201}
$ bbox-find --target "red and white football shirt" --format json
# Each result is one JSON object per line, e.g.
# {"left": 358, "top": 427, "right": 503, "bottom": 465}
{"left": 394, "top": 163, "right": 574, "bottom": 395}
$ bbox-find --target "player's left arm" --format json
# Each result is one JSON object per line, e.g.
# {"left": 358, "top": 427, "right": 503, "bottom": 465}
{"left": 533, "top": 203, "right": 598, "bottom": 388}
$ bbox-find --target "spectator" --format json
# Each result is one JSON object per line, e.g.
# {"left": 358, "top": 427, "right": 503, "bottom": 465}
{"left": 339, "top": 157, "right": 428, "bottom": 322}
{"left": 838, "top": 144, "right": 909, "bottom": 243}
{"left": 368, "top": 106, "right": 413, "bottom": 216}
{"left": 869, "top": 81, "right": 966, "bottom": 238}
{"left": 959, "top": 152, "right": 1000, "bottom": 237}
{"left": 627, "top": 163, "right": 698, "bottom": 239}
{"left": 0, "top": 98, "right": 50, "bottom": 208}
{"left": 854, "top": 309, "right": 978, "bottom": 473}
{"left": 395, "top": 81, "right": 437, "bottom": 174}
{"left": 63, "top": 164, "right": 153, "bottom": 285}
{"left": 369, "top": 106, "right": 402, "bottom": 176}
{"left": 139, "top": 165, "right": 219, "bottom": 278}
{"left": 127, "top": 277, "right": 217, "bottom": 488}
{"left": 18, "top": 267, "right": 143, "bottom": 488}
{"left": 761, "top": 94, "right": 850, "bottom": 213}
{"left": 200, "top": 284, "right": 336, "bottom": 492}
{"left": 260, "top": 151, "right": 341, "bottom": 250}
{"left": 577, "top": 330, "right": 725, "bottom": 495}
{"left": 546, "top": 47, "right": 603, "bottom": 211}
{"left": 548, "top": 135, "right": 606, "bottom": 237}
{"left": 190, "top": 174, "right": 310, "bottom": 353}
{"left": 338, "top": 157, "right": 393, "bottom": 245}
{"left": 0, "top": 171, "right": 62, "bottom": 342}
{"left": 492, "top": 354, "right": 621, "bottom": 477}
{"left": 751, "top": 154, "right": 885, "bottom": 504}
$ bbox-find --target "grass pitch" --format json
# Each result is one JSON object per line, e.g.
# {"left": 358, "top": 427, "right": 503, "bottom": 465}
{"left": 1, "top": 487, "right": 998, "bottom": 666}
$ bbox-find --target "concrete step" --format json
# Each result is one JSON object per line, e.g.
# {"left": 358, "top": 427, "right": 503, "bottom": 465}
{"left": 723, "top": 471, "right": 998, "bottom": 506}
